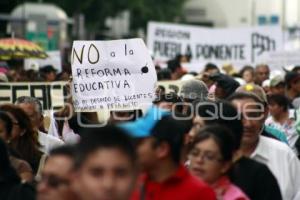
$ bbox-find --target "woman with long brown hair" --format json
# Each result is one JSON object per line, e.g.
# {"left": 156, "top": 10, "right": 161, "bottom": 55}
{"left": 0, "top": 104, "right": 43, "bottom": 174}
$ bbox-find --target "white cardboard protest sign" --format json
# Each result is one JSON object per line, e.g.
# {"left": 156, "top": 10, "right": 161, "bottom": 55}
{"left": 147, "top": 22, "right": 283, "bottom": 68}
{"left": 71, "top": 38, "right": 157, "bottom": 111}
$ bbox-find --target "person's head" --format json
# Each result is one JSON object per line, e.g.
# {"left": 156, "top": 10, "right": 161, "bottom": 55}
{"left": 188, "top": 124, "right": 235, "bottom": 184}
{"left": 0, "top": 104, "right": 35, "bottom": 141}
{"left": 285, "top": 71, "right": 300, "bottom": 95}
{"left": 38, "top": 145, "right": 76, "bottom": 200}
{"left": 119, "top": 107, "right": 187, "bottom": 171}
{"left": 270, "top": 75, "right": 285, "bottom": 95}
{"left": 201, "top": 63, "right": 220, "bottom": 88}
{"left": 72, "top": 126, "right": 137, "bottom": 200}
{"left": 154, "top": 92, "right": 183, "bottom": 113}
{"left": 167, "top": 59, "right": 185, "bottom": 80}
{"left": 190, "top": 101, "right": 243, "bottom": 151}
{"left": 268, "top": 94, "right": 290, "bottom": 117}
{"left": 209, "top": 73, "right": 240, "bottom": 99}
{"left": 292, "top": 66, "right": 300, "bottom": 74}
{"left": 157, "top": 68, "right": 171, "bottom": 81}
{"left": 15, "top": 96, "right": 44, "bottom": 130}
{"left": 175, "top": 54, "right": 191, "bottom": 63}
{"left": 240, "top": 66, "right": 254, "bottom": 83}
{"left": 0, "top": 104, "right": 41, "bottom": 167}
{"left": 180, "top": 79, "right": 208, "bottom": 102}
{"left": 255, "top": 64, "right": 270, "bottom": 86}
{"left": 228, "top": 92, "right": 267, "bottom": 148}
{"left": 0, "top": 111, "right": 13, "bottom": 141}
{"left": 40, "top": 65, "right": 57, "bottom": 82}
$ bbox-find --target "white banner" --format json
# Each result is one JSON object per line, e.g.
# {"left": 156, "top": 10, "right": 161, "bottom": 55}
{"left": 71, "top": 38, "right": 157, "bottom": 111}
{"left": 257, "top": 50, "right": 300, "bottom": 72}
{"left": 0, "top": 82, "right": 67, "bottom": 111}
{"left": 147, "top": 22, "right": 283, "bottom": 67}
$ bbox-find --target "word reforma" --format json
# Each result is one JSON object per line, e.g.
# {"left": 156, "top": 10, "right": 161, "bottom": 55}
{"left": 75, "top": 67, "right": 131, "bottom": 79}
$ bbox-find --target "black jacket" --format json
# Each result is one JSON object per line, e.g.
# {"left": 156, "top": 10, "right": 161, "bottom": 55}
{"left": 229, "top": 157, "right": 282, "bottom": 200}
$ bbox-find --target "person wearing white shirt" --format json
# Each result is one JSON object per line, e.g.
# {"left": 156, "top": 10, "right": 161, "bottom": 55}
{"left": 15, "top": 96, "right": 64, "bottom": 154}
{"left": 229, "top": 91, "right": 300, "bottom": 200}
{"left": 265, "top": 94, "right": 299, "bottom": 155}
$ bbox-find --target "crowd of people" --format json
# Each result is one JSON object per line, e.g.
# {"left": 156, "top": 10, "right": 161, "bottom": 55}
{"left": 1, "top": 54, "right": 300, "bottom": 200}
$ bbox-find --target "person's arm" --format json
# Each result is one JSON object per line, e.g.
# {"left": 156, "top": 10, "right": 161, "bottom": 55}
{"left": 255, "top": 164, "right": 282, "bottom": 200}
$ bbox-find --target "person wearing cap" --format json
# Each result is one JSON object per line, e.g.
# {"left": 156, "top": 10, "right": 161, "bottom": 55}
{"left": 189, "top": 101, "right": 282, "bottom": 200}
{"left": 209, "top": 73, "right": 240, "bottom": 100}
{"left": 119, "top": 106, "right": 216, "bottom": 200}
{"left": 180, "top": 79, "right": 208, "bottom": 115}
{"left": 235, "top": 84, "right": 288, "bottom": 143}
{"left": 228, "top": 91, "right": 300, "bottom": 200}
{"left": 154, "top": 92, "right": 183, "bottom": 113}
{"left": 254, "top": 64, "right": 270, "bottom": 86}
{"left": 40, "top": 65, "right": 57, "bottom": 82}
{"left": 269, "top": 75, "right": 286, "bottom": 96}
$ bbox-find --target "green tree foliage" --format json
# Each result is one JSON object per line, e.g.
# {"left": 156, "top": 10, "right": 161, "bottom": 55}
{"left": 129, "top": 0, "right": 186, "bottom": 30}
{"left": 2, "top": 0, "right": 186, "bottom": 33}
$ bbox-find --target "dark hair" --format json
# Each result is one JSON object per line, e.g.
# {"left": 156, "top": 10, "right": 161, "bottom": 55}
{"left": 175, "top": 54, "right": 192, "bottom": 62}
{"left": 190, "top": 124, "right": 236, "bottom": 162}
{"left": 0, "top": 104, "right": 42, "bottom": 173}
{"left": 0, "top": 138, "right": 20, "bottom": 182}
{"left": 157, "top": 68, "right": 171, "bottom": 80}
{"left": 74, "top": 126, "right": 137, "bottom": 169}
{"left": 50, "top": 145, "right": 76, "bottom": 158}
{"left": 0, "top": 111, "right": 13, "bottom": 138}
{"left": 239, "top": 66, "right": 254, "bottom": 78}
{"left": 194, "top": 100, "right": 243, "bottom": 150}
{"left": 151, "top": 115, "right": 189, "bottom": 164}
{"left": 292, "top": 66, "right": 300, "bottom": 73}
{"left": 268, "top": 94, "right": 290, "bottom": 112}
{"left": 167, "top": 59, "right": 181, "bottom": 73}
{"left": 204, "top": 63, "right": 219, "bottom": 72}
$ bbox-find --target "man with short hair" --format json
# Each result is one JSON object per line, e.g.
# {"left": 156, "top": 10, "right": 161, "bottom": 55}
{"left": 71, "top": 125, "right": 138, "bottom": 200}
{"left": 269, "top": 75, "right": 286, "bottom": 96}
{"left": 190, "top": 100, "right": 282, "bottom": 200}
{"left": 228, "top": 92, "right": 300, "bottom": 200}
{"left": 285, "top": 71, "right": 300, "bottom": 108}
{"left": 15, "top": 96, "right": 64, "bottom": 154}
{"left": 120, "top": 106, "right": 216, "bottom": 200}
{"left": 37, "top": 145, "right": 78, "bottom": 200}
{"left": 255, "top": 64, "right": 270, "bottom": 86}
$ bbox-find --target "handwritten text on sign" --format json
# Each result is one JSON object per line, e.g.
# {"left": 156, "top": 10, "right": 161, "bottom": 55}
{"left": 71, "top": 39, "right": 157, "bottom": 111}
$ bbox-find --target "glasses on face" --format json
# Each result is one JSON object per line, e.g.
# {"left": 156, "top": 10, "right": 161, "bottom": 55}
{"left": 38, "top": 174, "right": 69, "bottom": 189}
{"left": 190, "top": 148, "right": 223, "bottom": 163}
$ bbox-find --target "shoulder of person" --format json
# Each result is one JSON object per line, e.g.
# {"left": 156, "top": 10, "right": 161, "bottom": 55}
{"left": 7, "top": 182, "right": 36, "bottom": 200}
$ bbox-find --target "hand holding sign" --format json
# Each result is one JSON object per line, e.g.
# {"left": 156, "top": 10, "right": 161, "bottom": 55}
{"left": 71, "top": 39, "right": 157, "bottom": 111}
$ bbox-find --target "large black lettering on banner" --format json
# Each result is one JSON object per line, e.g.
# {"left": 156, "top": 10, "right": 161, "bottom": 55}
{"left": 12, "top": 85, "right": 29, "bottom": 103}
{"left": 0, "top": 85, "right": 11, "bottom": 102}
{"left": 251, "top": 32, "right": 276, "bottom": 62}
{"left": 0, "top": 82, "right": 67, "bottom": 111}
